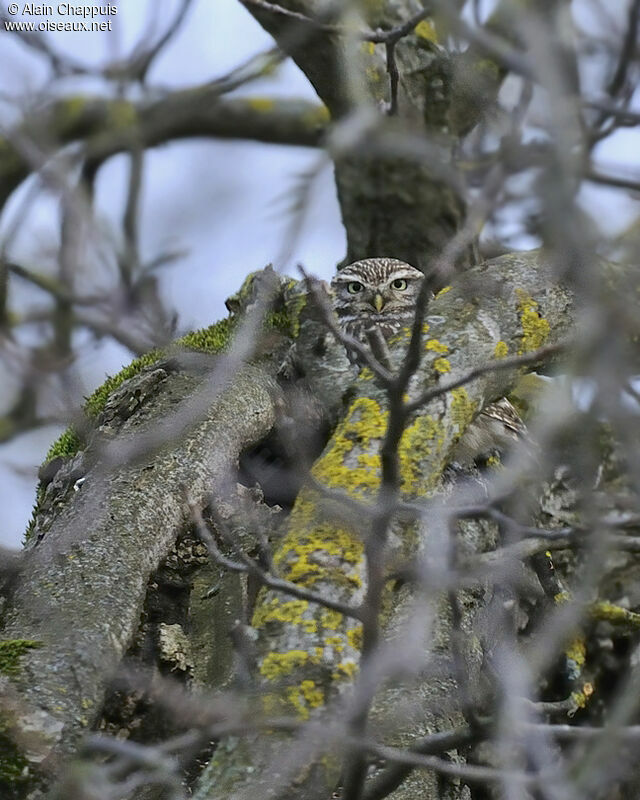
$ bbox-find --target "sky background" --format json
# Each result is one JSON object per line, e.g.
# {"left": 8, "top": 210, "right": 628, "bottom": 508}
{"left": 0, "top": 0, "right": 638, "bottom": 546}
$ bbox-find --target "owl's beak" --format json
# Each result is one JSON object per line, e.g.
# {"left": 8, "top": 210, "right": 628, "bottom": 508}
{"left": 373, "top": 293, "right": 385, "bottom": 312}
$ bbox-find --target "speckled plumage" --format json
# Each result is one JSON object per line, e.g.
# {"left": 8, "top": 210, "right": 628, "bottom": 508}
{"left": 331, "top": 257, "right": 425, "bottom": 343}
{"left": 332, "top": 257, "right": 526, "bottom": 464}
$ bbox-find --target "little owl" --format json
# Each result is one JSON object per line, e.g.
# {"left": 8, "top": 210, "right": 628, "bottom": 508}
{"left": 331, "top": 257, "right": 526, "bottom": 465}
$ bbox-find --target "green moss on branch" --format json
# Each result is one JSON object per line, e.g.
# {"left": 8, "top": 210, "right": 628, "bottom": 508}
{"left": 0, "top": 640, "right": 41, "bottom": 677}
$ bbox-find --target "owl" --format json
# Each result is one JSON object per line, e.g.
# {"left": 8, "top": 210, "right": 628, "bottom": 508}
{"left": 331, "top": 257, "right": 425, "bottom": 342}
{"left": 331, "top": 257, "right": 526, "bottom": 465}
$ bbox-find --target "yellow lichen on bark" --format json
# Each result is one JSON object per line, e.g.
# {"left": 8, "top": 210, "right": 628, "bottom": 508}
{"left": 250, "top": 391, "right": 455, "bottom": 721}
{"left": 451, "top": 387, "right": 477, "bottom": 435}
{"left": 433, "top": 357, "right": 451, "bottom": 373}
{"left": 399, "top": 414, "right": 446, "bottom": 492}
{"left": 270, "top": 398, "right": 388, "bottom": 592}
{"left": 414, "top": 19, "right": 439, "bottom": 43}
{"left": 260, "top": 650, "right": 315, "bottom": 681}
{"left": 317, "top": 398, "right": 387, "bottom": 488}
{"left": 106, "top": 98, "right": 138, "bottom": 129}
{"left": 425, "top": 339, "right": 449, "bottom": 354}
{"left": 570, "top": 682, "right": 594, "bottom": 713}
{"left": 301, "top": 104, "right": 330, "bottom": 129}
{"left": 516, "top": 289, "right": 550, "bottom": 353}
{"left": 253, "top": 598, "right": 318, "bottom": 634}
{"left": 245, "top": 97, "right": 276, "bottom": 112}
{"left": 565, "top": 635, "right": 587, "bottom": 679}
{"left": 589, "top": 601, "right": 640, "bottom": 628}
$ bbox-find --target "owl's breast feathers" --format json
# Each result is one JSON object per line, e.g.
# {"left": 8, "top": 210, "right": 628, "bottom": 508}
{"left": 338, "top": 311, "right": 415, "bottom": 344}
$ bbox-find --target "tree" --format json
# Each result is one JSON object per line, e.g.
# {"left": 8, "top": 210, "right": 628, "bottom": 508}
{"left": 1, "top": 1, "right": 640, "bottom": 799}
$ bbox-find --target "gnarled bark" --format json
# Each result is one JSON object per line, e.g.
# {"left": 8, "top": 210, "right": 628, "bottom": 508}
{"left": 0, "top": 363, "right": 278, "bottom": 792}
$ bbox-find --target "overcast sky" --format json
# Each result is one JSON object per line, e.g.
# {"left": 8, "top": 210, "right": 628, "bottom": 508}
{"left": 0, "top": 0, "right": 638, "bottom": 546}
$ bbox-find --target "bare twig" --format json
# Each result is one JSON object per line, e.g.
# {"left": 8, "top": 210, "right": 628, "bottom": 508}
{"left": 300, "top": 266, "right": 394, "bottom": 385}
{"left": 241, "top": 0, "right": 436, "bottom": 45}
{"left": 406, "top": 342, "right": 563, "bottom": 414}
{"left": 187, "top": 494, "right": 364, "bottom": 622}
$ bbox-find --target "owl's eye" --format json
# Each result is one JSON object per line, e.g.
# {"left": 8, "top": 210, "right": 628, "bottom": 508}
{"left": 347, "top": 281, "right": 364, "bottom": 294}
{"left": 391, "top": 278, "right": 408, "bottom": 290}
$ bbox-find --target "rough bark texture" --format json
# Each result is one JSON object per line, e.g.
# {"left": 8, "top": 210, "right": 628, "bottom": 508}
{"left": 0, "top": 364, "right": 278, "bottom": 793}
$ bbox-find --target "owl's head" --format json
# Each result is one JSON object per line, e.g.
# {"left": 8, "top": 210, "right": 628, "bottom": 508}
{"left": 331, "top": 257, "right": 424, "bottom": 317}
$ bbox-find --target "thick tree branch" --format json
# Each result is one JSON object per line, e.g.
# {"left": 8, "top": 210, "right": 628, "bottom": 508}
{"left": 0, "top": 365, "right": 278, "bottom": 785}
{"left": 0, "top": 91, "right": 328, "bottom": 209}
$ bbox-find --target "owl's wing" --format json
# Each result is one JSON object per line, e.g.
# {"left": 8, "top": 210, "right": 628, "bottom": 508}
{"left": 451, "top": 397, "right": 528, "bottom": 466}
{"left": 480, "top": 397, "right": 527, "bottom": 440}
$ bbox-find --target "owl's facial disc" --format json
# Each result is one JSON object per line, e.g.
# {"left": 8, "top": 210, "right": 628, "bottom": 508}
{"left": 330, "top": 258, "right": 426, "bottom": 334}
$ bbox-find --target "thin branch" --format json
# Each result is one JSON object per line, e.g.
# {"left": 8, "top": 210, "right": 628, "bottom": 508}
{"left": 103, "top": 0, "right": 195, "bottom": 83}
{"left": 241, "top": 0, "right": 436, "bottom": 45}
{"left": 525, "top": 723, "right": 640, "bottom": 741}
{"left": 384, "top": 43, "right": 400, "bottom": 114}
{"left": 121, "top": 147, "right": 144, "bottom": 284}
{"left": 362, "top": 726, "right": 475, "bottom": 800}
{"left": 187, "top": 495, "right": 364, "bottom": 622}
{"left": 208, "top": 47, "right": 286, "bottom": 96}
{"left": 604, "top": 0, "right": 640, "bottom": 102}
{"left": 583, "top": 98, "right": 640, "bottom": 126}
{"left": 350, "top": 735, "right": 544, "bottom": 788}
{"left": 299, "top": 267, "right": 394, "bottom": 386}
{"left": 0, "top": 9, "right": 89, "bottom": 76}
{"left": 405, "top": 341, "right": 563, "bottom": 414}
{"left": 585, "top": 167, "right": 640, "bottom": 193}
